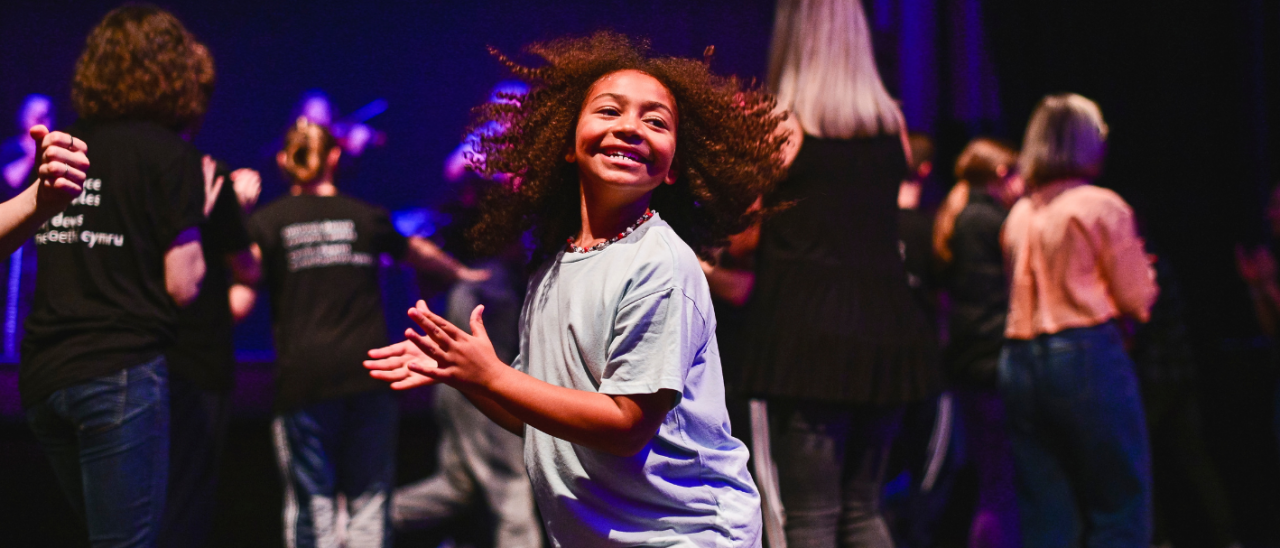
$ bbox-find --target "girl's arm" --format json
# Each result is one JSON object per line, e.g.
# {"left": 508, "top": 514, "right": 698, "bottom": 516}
{"left": 403, "top": 300, "right": 677, "bottom": 457}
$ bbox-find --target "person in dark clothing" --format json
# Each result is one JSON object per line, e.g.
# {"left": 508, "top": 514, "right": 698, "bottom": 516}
{"left": 21, "top": 6, "right": 211, "bottom": 547}
{"left": 239, "top": 118, "right": 484, "bottom": 548}
{"left": 158, "top": 157, "right": 261, "bottom": 548}
{"left": 732, "top": 1, "right": 941, "bottom": 545}
{"left": 934, "top": 138, "right": 1023, "bottom": 548}
{"left": 1136, "top": 254, "right": 1238, "bottom": 548}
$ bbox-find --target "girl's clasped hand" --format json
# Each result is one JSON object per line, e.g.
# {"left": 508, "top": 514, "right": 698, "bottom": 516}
{"left": 364, "top": 300, "right": 504, "bottom": 392}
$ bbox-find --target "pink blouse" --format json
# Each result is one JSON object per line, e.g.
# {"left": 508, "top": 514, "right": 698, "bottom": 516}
{"left": 1001, "top": 180, "right": 1158, "bottom": 340}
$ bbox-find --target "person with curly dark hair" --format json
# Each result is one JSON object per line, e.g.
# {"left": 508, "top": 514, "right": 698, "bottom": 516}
{"left": 20, "top": 5, "right": 212, "bottom": 547}
{"left": 365, "top": 31, "right": 786, "bottom": 546}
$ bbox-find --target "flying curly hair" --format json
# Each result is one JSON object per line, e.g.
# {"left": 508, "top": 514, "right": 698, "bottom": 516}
{"left": 466, "top": 31, "right": 788, "bottom": 264}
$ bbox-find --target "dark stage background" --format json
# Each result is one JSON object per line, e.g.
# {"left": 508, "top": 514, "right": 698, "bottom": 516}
{"left": 2, "top": 0, "right": 1279, "bottom": 546}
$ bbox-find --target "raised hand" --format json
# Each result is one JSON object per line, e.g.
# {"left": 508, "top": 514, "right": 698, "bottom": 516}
{"left": 364, "top": 339, "right": 439, "bottom": 390}
{"left": 201, "top": 155, "right": 224, "bottom": 218}
{"left": 29, "top": 125, "right": 88, "bottom": 214}
{"left": 403, "top": 300, "right": 507, "bottom": 389}
{"left": 230, "top": 168, "right": 261, "bottom": 210}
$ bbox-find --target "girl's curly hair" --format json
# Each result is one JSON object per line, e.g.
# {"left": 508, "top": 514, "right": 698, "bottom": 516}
{"left": 467, "top": 31, "right": 788, "bottom": 264}
{"left": 72, "top": 4, "right": 212, "bottom": 131}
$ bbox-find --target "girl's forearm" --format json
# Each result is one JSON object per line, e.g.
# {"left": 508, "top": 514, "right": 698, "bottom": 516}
{"left": 477, "top": 365, "right": 671, "bottom": 457}
{"left": 455, "top": 386, "right": 526, "bottom": 436}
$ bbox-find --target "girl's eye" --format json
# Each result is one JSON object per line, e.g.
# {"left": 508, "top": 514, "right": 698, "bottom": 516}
{"left": 645, "top": 118, "right": 668, "bottom": 129}
{"left": 599, "top": 107, "right": 620, "bottom": 116}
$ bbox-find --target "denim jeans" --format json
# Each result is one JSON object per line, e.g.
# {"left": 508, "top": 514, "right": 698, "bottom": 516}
{"left": 273, "top": 390, "right": 398, "bottom": 548}
{"left": 998, "top": 322, "right": 1151, "bottom": 548}
{"left": 769, "top": 401, "right": 904, "bottom": 548}
{"left": 25, "top": 356, "right": 171, "bottom": 548}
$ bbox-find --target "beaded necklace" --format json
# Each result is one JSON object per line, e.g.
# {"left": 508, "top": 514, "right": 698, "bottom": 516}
{"left": 566, "top": 209, "right": 655, "bottom": 253}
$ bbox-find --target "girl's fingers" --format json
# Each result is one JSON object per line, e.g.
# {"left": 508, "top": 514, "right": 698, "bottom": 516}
{"left": 407, "top": 329, "right": 449, "bottom": 362}
{"left": 411, "top": 309, "right": 456, "bottom": 352}
{"left": 362, "top": 355, "right": 407, "bottom": 370}
{"left": 469, "top": 305, "right": 487, "bottom": 340}
{"left": 368, "top": 368, "right": 409, "bottom": 382}
{"left": 367, "top": 343, "right": 406, "bottom": 359}
{"left": 409, "top": 361, "right": 450, "bottom": 382}
{"left": 417, "top": 300, "right": 468, "bottom": 340}
{"left": 390, "top": 376, "right": 434, "bottom": 390}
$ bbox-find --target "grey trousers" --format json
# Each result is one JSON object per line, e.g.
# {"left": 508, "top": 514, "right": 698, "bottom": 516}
{"left": 392, "top": 385, "right": 541, "bottom": 548}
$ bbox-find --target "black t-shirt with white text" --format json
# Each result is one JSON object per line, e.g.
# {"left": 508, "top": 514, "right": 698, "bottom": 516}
{"left": 167, "top": 160, "right": 253, "bottom": 392}
{"left": 248, "top": 194, "right": 407, "bottom": 411}
{"left": 21, "top": 120, "right": 204, "bottom": 408}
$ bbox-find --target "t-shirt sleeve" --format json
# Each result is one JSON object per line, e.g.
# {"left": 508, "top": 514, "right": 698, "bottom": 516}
{"left": 153, "top": 147, "right": 206, "bottom": 248}
{"left": 599, "top": 287, "right": 708, "bottom": 405}
{"left": 371, "top": 207, "right": 408, "bottom": 260}
{"left": 246, "top": 209, "right": 274, "bottom": 252}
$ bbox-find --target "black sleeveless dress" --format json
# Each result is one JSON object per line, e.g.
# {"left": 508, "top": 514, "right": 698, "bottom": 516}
{"left": 739, "top": 134, "right": 940, "bottom": 405}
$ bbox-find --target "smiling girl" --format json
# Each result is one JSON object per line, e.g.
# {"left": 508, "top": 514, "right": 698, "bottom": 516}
{"left": 365, "top": 32, "right": 786, "bottom": 546}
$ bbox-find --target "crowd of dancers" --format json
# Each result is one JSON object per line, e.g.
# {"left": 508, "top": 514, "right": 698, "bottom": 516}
{"left": 2, "top": 1, "right": 1258, "bottom": 548}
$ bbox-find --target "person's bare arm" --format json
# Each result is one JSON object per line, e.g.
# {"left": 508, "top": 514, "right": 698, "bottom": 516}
{"left": 165, "top": 227, "right": 205, "bottom": 307}
{"left": 1237, "top": 244, "right": 1280, "bottom": 337}
{"left": 404, "top": 236, "right": 488, "bottom": 283}
{"left": 701, "top": 258, "right": 755, "bottom": 307}
{"left": 0, "top": 126, "right": 88, "bottom": 255}
{"left": 406, "top": 301, "right": 675, "bottom": 457}
{"left": 227, "top": 243, "right": 261, "bottom": 322}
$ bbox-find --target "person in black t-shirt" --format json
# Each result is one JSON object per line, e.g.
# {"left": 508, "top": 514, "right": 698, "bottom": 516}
{"left": 241, "top": 118, "right": 484, "bottom": 548}
{"left": 156, "top": 37, "right": 262, "bottom": 548}
{"left": 21, "top": 6, "right": 212, "bottom": 547}
{"left": 159, "top": 155, "right": 261, "bottom": 548}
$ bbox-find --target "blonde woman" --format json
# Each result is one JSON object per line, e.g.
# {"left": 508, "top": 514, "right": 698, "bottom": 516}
{"left": 999, "top": 94, "right": 1157, "bottom": 547}
{"left": 737, "top": 0, "right": 940, "bottom": 545}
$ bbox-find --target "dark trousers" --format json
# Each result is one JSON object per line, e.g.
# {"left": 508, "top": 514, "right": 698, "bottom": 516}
{"left": 1141, "top": 379, "right": 1235, "bottom": 547}
{"left": 25, "top": 356, "right": 170, "bottom": 548}
{"left": 157, "top": 375, "right": 231, "bottom": 548}
{"left": 999, "top": 322, "right": 1151, "bottom": 548}
{"left": 770, "top": 401, "right": 904, "bottom": 548}
{"left": 955, "top": 388, "right": 1020, "bottom": 548}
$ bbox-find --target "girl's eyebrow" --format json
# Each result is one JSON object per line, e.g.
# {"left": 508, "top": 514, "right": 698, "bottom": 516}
{"left": 589, "top": 92, "right": 676, "bottom": 119}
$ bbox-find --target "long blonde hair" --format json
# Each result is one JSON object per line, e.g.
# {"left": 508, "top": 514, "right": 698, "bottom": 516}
{"left": 767, "top": 0, "right": 902, "bottom": 138}
{"left": 933, "top": 138, "right": 1018, "bottom": 263}
{"left": 1019, "top": 93, "right": 1108, "bottom": 189}
{"left": 279, "top": 117, "right": 338, "bottom": 184}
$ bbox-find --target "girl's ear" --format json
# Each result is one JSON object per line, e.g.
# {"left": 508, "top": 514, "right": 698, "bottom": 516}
{"left": 664, "top": 158, "right": 678, "bottom": 185}
{"left": 564, "top": 152, "right": 576, "bottom": 163}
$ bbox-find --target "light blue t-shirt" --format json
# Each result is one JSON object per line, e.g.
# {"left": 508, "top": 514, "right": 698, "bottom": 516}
{"left": 515, "top": 213, "right": 762, "bottom": 547}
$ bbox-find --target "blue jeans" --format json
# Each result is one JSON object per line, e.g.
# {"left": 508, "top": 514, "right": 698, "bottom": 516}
{"left": 999, "top": 323, "right": 1151, "bottom": 548}
{"left": 25, "top": 356, "right": 170, "bottom": 548}
{"left": 273, "top": 390, "right": 398, "bottom": 548}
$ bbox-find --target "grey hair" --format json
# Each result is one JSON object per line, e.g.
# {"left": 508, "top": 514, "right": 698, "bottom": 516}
{"left": 1019, "top": 93, "right": 1109, "bottom": 188}
{"left": 767, "top": 0, "right": 902, "bottom": 139}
